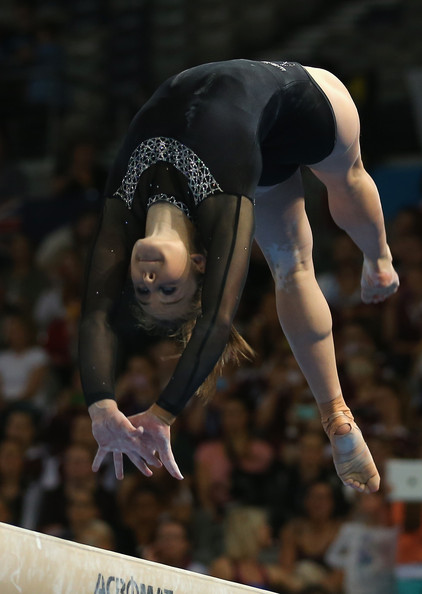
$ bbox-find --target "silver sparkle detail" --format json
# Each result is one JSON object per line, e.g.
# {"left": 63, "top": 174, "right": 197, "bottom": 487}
{"left": 262, "top": 61, "right": 295, "bottom": 71}
{"left": 114, "top": 137, "right": 222, "bottom": 208}
{"left": 147, "top": 193, "right": 193, "bottom": 220}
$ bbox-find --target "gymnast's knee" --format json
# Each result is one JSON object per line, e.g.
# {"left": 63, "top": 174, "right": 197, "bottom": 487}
{"left": 272, "top": 259, "right": 315, "bottom": 291}
{"left": 345, "top": 155, "right": 368, "bottom": 184}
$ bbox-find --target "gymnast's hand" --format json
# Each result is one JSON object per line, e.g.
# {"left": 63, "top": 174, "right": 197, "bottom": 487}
{"left": 88, "top": 399, "right": 183, "bottom": 479}
{"left": 128, "top": 405, "right": 184, "bottom": 481}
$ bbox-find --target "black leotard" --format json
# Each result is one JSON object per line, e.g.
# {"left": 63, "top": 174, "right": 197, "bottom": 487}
{"left": 79, "top": 59, "right": 336, "bottom": 414}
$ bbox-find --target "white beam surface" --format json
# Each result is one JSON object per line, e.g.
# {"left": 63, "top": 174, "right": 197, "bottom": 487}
{"left": 0, "top": 522, "right": 276, "bottom": 594}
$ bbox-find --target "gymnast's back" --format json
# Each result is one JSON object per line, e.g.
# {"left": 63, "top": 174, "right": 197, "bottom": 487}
{"left": 110, "top": 59, "right": 335, "bottom": 196}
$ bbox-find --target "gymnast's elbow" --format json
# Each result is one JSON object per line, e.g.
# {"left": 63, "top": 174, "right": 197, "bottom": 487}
{"left": 197, "top": 312, "right": 232, "bottom": 342}
{"left": 79, "top": 310, "right": 112, "bottom": 335}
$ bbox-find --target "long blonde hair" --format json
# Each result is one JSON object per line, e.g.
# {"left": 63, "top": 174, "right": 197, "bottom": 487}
{"left": 179, "top": 315, "right": 255, "bottom": 401}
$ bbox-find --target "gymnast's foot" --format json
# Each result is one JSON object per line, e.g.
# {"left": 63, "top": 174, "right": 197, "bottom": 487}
{"left": 361, "top": 251, "right": 399, "bottom": 304}
{"left": 322, "top": 409, "right": 380, "bottom": 493}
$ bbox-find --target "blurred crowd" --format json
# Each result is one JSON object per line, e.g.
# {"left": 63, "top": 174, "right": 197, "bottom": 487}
{"left": 1, "top": 2, "right": 422, "bottom": 594}
{"left": 1, "top": 133, "right": 422, "bottom": 594}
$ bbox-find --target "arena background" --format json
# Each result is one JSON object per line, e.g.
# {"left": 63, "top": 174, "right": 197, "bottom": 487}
{"left": 0, "top": 2, "right": 422, "bottom": 594}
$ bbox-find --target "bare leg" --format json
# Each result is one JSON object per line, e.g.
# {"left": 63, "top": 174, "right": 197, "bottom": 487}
{"left": 254, "top": 67, "right": 400, "bottom": 492}
{"left": 254, "top": 174, "right": 379, "bottom": 493}
{"left": 312, "top": 157, "right": 399, "bottom": 304}
{"left": 305, "top": 66, "right": 399, "bottom": 304}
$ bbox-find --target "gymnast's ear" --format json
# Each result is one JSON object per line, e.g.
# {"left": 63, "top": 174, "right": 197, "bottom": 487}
{"left": 191, "top": 253, "right": 206, "bottom": 273}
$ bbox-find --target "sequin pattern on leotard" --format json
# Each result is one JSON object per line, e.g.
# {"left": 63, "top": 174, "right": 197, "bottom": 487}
{"left": 146, "top": 193, "right": 193, "bottom": 220}
{"left": 114, "top": 136, "right": 223, "bottom": 209}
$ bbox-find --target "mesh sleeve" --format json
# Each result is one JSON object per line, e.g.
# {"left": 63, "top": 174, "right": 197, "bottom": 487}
{"left": 156, "top": 194, "right": 255, "bottom": 415}
{"left": 79, "top": 197, "right": 143, "bottom": 406}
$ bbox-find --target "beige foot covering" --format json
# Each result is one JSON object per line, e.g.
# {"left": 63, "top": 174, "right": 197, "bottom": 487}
{"left": 320, "top": 397, "right": 380, "bottom": 493}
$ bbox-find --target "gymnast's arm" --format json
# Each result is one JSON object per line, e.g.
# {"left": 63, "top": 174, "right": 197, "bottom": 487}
{"left": 78, "top": 197, "right": 141, "bottom": 408}
{"left": 154, "top": 193, "right": 255, "bottom": 418}
{"left": 79, "top": 197, "right": 168, "bottom": 479}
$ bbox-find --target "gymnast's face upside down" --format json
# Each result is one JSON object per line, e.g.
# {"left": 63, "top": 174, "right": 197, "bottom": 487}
{"left": 130, "top": 236, "right": 205, "bottom": 320}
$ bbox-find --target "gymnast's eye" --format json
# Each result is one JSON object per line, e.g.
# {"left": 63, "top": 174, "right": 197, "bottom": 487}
{"left": 137, "top": 287, "right": 150, "bottom": 296}
{"left": 160, "top": 286, "right": 176, "bottom": 296}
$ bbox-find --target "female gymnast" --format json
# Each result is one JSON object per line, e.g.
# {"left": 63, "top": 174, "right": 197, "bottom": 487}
{"left": 79, "top": 59, "right": 399, "bottom": 493}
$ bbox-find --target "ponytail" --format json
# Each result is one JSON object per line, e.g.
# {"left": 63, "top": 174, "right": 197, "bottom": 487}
{"left": 179, "top": 321, "right": 255, "bottom": 402}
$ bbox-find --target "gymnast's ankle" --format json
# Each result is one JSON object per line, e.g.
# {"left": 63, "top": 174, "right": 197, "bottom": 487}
{"left": 318, "top": 394, "right": 354, "bottom": 437}
{"left": 334, "top": 422, "right": 352, "bottom": 435}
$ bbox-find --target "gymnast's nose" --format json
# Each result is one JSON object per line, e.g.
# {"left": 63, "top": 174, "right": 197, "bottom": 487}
{"left": 143, "top": 270, "right": 156, "bottom": 283}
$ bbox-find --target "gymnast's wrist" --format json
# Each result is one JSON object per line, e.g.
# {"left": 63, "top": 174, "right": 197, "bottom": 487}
{"left": 88, "top": 398, "right": 118, "bottom": 420}
{"left": 149, "top": 403, "right": 177, "bottom": 426}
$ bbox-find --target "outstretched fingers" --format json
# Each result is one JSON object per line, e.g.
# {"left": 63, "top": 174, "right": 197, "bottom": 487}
{"left": 158, "top": 443, "right": 184, "bottom": 480}
{"left": 113, "top": 451, "right": 124, "bottom": 480}
{"left": 126, "top": 452, "right": 154, "bottom": 477}
{"left": 91, "top": 409, "right": 184, "bottom": 480}
{"left": 92, "top": 448, "right": 108, "bottom": 474}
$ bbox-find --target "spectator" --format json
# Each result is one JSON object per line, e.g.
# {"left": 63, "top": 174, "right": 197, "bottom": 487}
{"left": 3, "top": 233, "right": 49, "bottom": 315}
{"left": 247, "top": 291, "right": 286, "bottom": 361}
{"left": 0, "top": 283, "right": 13, "bottom": 349}
{"left": 36, "top": 208, "right": 99, "bottom": 273}
{"left": 210, "top": 505, "right": 301, "bottom": 591}
{"left": 269, "top": 431, "right": 347, "bottom": 529}
{"left": 255, "top": 353, "right": 309, "bottom": 445}
{"left": 383, "top": 264, "right": 422, "bottom": 375}
{"left": 0, "top": 127, "right": 28, "bottom": 236}
{"left": 335, "top": 320, "right": 378, "bottom": 369}
{"left": 50, "top": 366, "right": 85, "bottom": 415}
{"left": 0, "top": 438, "right": 27, "bottom": 525}
{"left": 52, "top": 136, "right": 107, "bottom": 209}
{"left": 143, "top": 518, "right": 207, "bottom": 574}
{"left": 34, "top": 247, "right": 83, "bottom": 380}
{"left": 34, "top": 247, "right": 82, "bottom": 330}
{"left": 24, "top": 17, "right": 68, "bottom": 157}
{"left": 389, "top": 207, "right": 422, "bottom": 276}
{"left": 371, "top": 382, "right": 411, "bottom": 445}
{"left": 278, "top": 481, "right": 344, "bottom": 593}
{"left": 2, "top": 405, "right": 44, "bottom": 479}
{"left": 389, "top": 207, "right": 422, "bottom": 250}
{"left": 194, "top": 394, "right": 274, "bottom": 511}
{"left": 190, "top": 492, "right": 226, "bottom": 568}
{"left": 36, "top": 443, "right": 116, "bottom": 537}
{"left": 77, "top": 518, "right": 116, "bottom": 551}
{"left": 116, "top": 354, "right": 159, "bottom": 417}
{"left": 284, "top": 386, "right": 322, "bottom": 439}
{"left": 326, "top": 491, "right": 398, "bottom": 594}
{"left": 0, "top": 313, "right": 49, "bottom": 410}
{"left": 342, "top": 352, "right": 379, "bottom": 397}
{"left": 118, "top": 483, "right": 164, "bottom": 558}
{"left": 41, "top": 409, "right": 101, "bottom": 490}
{"left": 1, "top": 405, "right": 48, "bottom": 527}
{"left": 63, "top": 487, "right": 101, "bottom": 542}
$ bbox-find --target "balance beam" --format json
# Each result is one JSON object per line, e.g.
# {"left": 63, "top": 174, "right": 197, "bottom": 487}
{"left": 0, "top": 522, "right": 276, "bottom": 594}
